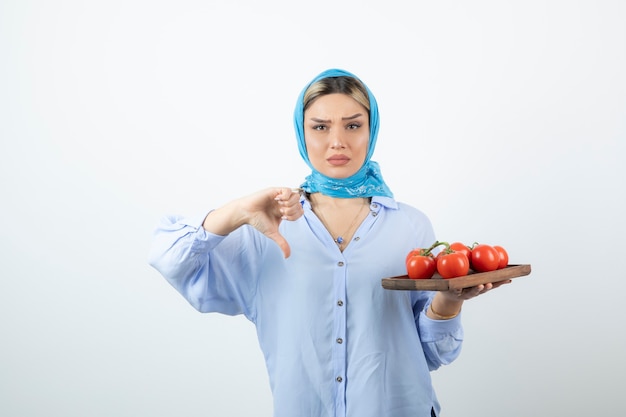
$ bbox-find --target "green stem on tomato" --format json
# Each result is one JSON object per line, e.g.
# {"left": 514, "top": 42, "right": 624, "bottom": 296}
{"left": 424, "top": 240, "right": 450, "bottom": 255}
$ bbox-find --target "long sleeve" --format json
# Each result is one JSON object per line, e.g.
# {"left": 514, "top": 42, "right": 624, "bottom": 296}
{"left": 417, "top": 303, "right": 464, "bottom": 370}
{"left": 148, "top": 197, "right": 464, "bottom": 417}
{"left": 404, "top": 286, "right": 463, "bottom": 371}
{"left": 148, "top": 213, "right": 265, "bottom": 317}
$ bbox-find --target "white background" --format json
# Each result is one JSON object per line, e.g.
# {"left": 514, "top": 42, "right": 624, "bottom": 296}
{"left": 1, "top": 1, "right": 625, "bottom": 416}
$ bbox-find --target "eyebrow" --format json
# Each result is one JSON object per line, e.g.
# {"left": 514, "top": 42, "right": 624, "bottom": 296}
{"left": 309, "top": 113, "right": 364, "bottom": 123}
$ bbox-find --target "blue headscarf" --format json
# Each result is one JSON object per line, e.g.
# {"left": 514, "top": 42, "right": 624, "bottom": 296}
{"left": 293, "top": 69, "right": 394, "bottom": 198}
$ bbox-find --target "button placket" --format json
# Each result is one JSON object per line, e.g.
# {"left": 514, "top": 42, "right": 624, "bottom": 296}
{"left": 350, "top": 202, "right": 380, "bottom": 246}
{"left": 335, "top": 258, "right": 347, "bottom": 353}
{"left": 332, "top": 256, "right": 347, "bottom": 409}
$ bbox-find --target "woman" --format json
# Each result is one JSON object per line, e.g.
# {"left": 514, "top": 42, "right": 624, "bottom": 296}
{"left": 149, "top": 69, "right": 498, "bottom": 417}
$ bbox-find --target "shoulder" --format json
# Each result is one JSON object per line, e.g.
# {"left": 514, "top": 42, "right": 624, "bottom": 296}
{"left": 373, "top": 196, "right": 432, "bottom": 224}
{"left": 372, "top": 197, "right": 437, "bottom": 249}
{"left": 396, "top": 203, "right": 434, "bottom": 234}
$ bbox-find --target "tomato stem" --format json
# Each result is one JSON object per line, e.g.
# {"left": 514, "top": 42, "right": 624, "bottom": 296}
{"left": 423, "top": 240, "right": 450, "bottom": 255}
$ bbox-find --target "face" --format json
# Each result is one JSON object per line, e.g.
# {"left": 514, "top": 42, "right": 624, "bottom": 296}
{"left": 304, "top": 93, "right": 369, "bottom": 179}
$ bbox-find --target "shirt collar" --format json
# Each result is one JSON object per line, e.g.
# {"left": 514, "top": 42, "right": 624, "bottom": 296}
{"left": 300, "top": 194, "right": 398, "bottom": 211}
{"left": 370, "top": 195, "right": 398, "bottom": 210}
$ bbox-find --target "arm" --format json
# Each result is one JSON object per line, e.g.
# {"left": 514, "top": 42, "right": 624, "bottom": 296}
{"left": 417, "top": 283, "right": 509, "bottom": 370}
{"left": 427, "top": 280, "right": 511, "bottom": 319}
{"left": 201, "top": 187, "right": 302, "bottom": 258}
{"left": 147, "top": 187, "right": 304, "bottom": 314}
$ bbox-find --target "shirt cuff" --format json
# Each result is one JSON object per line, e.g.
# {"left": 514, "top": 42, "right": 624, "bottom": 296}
{"left": 419, "top": 305, "right": 463, "bottom": 342}
{"left": 180, "top": 212, "right": 229, "bottom": 253}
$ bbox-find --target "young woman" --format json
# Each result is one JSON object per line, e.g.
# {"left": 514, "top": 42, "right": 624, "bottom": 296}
{"left": 149, "top": 69, "right": 499, "bottom": 417}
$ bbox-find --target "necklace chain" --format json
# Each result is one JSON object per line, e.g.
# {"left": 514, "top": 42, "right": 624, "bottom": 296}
{"left": 313, "top": 200, "right": 369, "bottom": 250}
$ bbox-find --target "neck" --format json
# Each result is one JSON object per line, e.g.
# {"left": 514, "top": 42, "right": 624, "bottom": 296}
{"left": 309, "top": 192, "right": 369, "bottom": 209}
{"left": 309, "top": 193, "right": 371, "bottom": 251}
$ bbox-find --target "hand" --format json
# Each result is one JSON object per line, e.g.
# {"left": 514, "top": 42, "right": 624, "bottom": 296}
{"left": 443, "top": 279, "right": 511, "bottom": 301}
{"left": 236, "top": 187, "right": 304, "bottom": 258}
{"left": 428, "top": 280, "right": 512, "bottom": 319}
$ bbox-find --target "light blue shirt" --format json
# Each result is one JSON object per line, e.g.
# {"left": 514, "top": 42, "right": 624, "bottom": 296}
{"left": 148, "top": 195, "right": 463, "bottom": 417}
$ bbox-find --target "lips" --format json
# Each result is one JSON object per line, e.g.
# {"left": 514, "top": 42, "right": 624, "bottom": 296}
{"left": 327, "top": 154, "right": 350, "bottom": 166}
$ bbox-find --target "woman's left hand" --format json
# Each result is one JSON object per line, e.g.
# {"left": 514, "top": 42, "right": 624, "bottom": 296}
{"left": 428, "top": 280, "right": 512, "bottom": 320}
{"left": 445, "top": 279, "right": 511, "bottom": 301}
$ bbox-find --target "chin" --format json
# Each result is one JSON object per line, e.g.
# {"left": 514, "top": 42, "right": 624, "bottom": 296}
{"left": 325, "top": 169, "right": 358, "bottom": 179}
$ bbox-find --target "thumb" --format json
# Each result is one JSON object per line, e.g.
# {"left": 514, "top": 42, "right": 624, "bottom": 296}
{"left": 266, "top": 230, "right": 291, "bottom": 258}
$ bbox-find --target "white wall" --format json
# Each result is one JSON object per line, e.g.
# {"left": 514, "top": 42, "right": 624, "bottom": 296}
{"left": 1, "top": 1, "right": 624, "bottom": 416}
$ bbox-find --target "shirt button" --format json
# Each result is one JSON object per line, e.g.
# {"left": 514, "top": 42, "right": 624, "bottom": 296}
{"left": 371, "top": 212, "right": 378, "bottom": 217}
{"left": 336, "top": 338, "right": 343, "bottom": 344}
{"left": 336, "top": 376, "right": 343, "bottom": 383}
{"left": 337, "top": 261, "right": 344, "bottom": 267}
{"left": 354, "top": 236, "right": 360, "bottom": 241}
{"left": 337, "top": 300, "right": 344, "bottom": 306}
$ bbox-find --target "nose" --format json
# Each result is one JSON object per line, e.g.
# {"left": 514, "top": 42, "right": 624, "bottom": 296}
{"left": 329, "top": 130, "right": 346, "bottom": 149}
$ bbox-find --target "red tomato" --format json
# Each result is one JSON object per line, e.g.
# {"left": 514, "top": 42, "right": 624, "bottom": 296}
{"left": 406, "top": 252, "right": 436, "bottom": 279}
{"left": 406, "top": 248, "right": 432, "bottom": 265}
{"left": 436, "top": 252, "right": 470, "bottom": 278}
{"left": 449, "top": 242, "right": 472, "bottom": 265}
{"left": 493, "top": 245, "right": 509, "bottom": 269}
{"left": 471, "top": 244, "right": 500, "bottom": 272}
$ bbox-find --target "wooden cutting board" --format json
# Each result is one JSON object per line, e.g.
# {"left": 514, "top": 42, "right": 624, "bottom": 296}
{"left": 381, "top": 264, "right": 532, "bottom": 291}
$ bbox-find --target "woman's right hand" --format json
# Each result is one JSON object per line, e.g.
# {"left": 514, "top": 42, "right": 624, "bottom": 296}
{"left": 202, "top": 187, "right": 304, "bottom": 258}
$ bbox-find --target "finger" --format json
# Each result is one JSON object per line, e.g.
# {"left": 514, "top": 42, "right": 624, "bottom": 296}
{"left": 474, "top": 284, "right": 487, "bottom": 296}
{"left": 266, "top": 231, "right": 291, "bottom": 258}
{"left": 275, "top": 188, "right": 304, "bottom": 221}
{"left": 461, "top": 284, "right": 484, "bottom": 299}
{"left": 279, "top": 206, "right": 304, "bottom": 221}
{"left": 274, "top": 187, "right": 299, "bottom": 202}
{"left": 491, "top": 280, "right": 512, "bottom": 289}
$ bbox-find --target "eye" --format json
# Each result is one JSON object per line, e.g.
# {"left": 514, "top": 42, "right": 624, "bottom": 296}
{"left": 346, "top": 122, "right": 362, "bottom": 130}
{"left": 312, "top": 124, "right": 327, "bottom": 131}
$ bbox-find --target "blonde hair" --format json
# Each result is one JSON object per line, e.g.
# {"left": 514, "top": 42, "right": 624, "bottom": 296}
{"left": 303, "top": 76, "right": 370, "bottom": 113}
